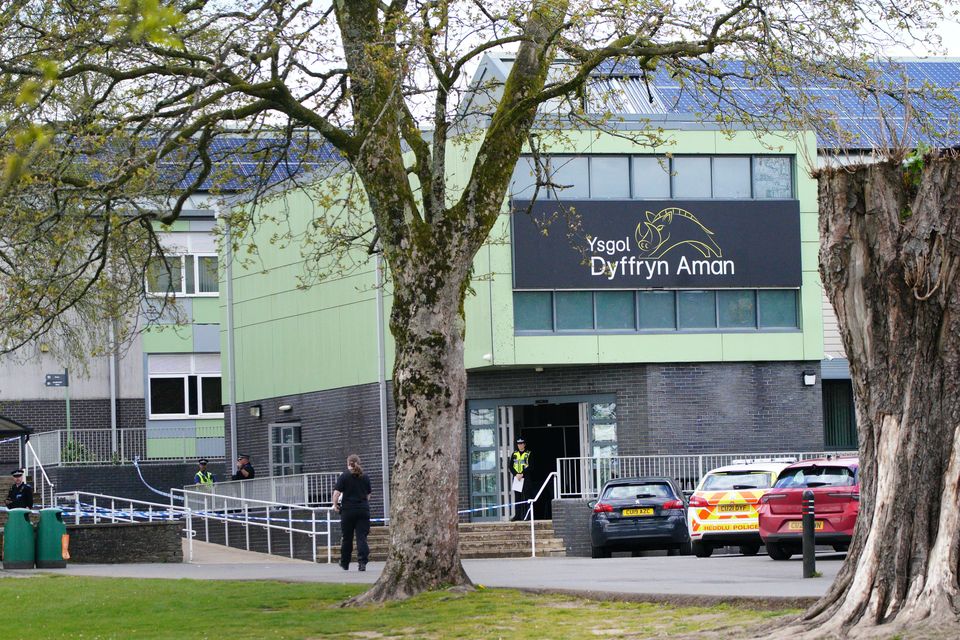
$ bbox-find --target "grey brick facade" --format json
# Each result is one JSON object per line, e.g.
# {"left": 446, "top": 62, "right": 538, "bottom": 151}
{"left": 233, "top": 360, "right": 824, "bottom": 522}
{"left": 0, "top": 398, "right": 145, "bottom": 433}
{"left": 49, "top": 461, "right": 226, "bottom": 504}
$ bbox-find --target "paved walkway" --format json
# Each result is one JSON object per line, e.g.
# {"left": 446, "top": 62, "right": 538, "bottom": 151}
{"left": 4, "top": 540, "right": 844, "bottom": 601}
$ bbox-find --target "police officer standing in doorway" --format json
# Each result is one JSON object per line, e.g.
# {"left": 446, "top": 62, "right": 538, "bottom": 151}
{"left": 509, "top": 438, "right": 531, "bottom": 521}
{"left": 194, "top": 459, "right": 215, "bottom": 485}
{"left": 5, "top": 469, "right": 34, "bottom": 509}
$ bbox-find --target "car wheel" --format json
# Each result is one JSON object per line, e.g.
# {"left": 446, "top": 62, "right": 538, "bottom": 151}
{"left": 678, "top": 541, "right": 693, "bottom": 556}
{"left": 591, "top": 545, "right": 610, "bottom": 559}
{"left": 766, "top": 541, "right": 793, "bottom": 561}
{"left": 832, "top": 544, "right": 849, "bottom": 553}
{"left": 692, "top": 541, "right": 713, "bottom": 558}
{"left": 739, "top": 543, "right": 761, "bottom": 556}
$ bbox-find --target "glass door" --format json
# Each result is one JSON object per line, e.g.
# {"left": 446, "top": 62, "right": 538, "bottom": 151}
{"left": 468, "top": 405, "right": 500, "bottom": 521}
{"left": 498, "top": 406, "right": 515, "bottom": 521}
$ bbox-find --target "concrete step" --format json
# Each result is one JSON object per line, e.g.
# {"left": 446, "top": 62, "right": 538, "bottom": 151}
{"left": 332, "top": 520, "right": 566, "bottom": 561}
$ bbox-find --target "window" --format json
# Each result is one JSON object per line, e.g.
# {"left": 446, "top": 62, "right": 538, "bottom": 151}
{"left": 712, "top": 157, "right": 752, "bottom": 199}
{"left": 146, "top": 257, "right": 183, "bottom": 295}
{"left": 514, "top": 289, "right": 799, "bottom": 334}
{"left": 596, "top": 291, "right": 636, "bottom": 330}
{"left": 631, "top": 157, "right": 671, "bottom": 198}
{"left": 753, "top": 156, "right": 793, "bottom": 199}
{"left": 510, "top": 154, "right": 793, "bottom": 201}
{"left": 271, "top": 424, "right": 303, "bottom": 476}
{"left": 548, "top": 156, "right": 590, "bottom": 199}
{"left": 718, "top": 290, "right": 757, "bottom": 328}
{"left": 514, "top": 292, "right": 553, "bottom": 331}
{"left": 672, "top": 157, "right": 712, "bottom": 198}
{"left": 146, "top": 254, "right": 218, "bottom": 296}
{"left": 148, "top": 354, "right": 223, "bottom": 419}
{"left": 555, "top": 291, "right": 593, "bottom": 330}
{"left": 638, "top": 291, "right": 676, "bottom": 329}
{"left": 678, "top": 291, "right": 716, "bottom": 329}
{"left": 758, "top": 290, "right": 799, "bottom": 327}
{"left": 589, "top": 157, "right": 630, "bottom": 198}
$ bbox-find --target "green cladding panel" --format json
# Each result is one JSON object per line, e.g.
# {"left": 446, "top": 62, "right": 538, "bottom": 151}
{"left": 227, "top": 129, "right": 823, "bottom": 400}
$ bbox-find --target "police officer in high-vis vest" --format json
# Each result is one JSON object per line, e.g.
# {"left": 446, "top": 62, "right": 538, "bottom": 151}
{"left": 509, "top": 438, "right": 531, "bottom": 521}
{"left": 194, "top": 459, "right": 215, "bottom": 485}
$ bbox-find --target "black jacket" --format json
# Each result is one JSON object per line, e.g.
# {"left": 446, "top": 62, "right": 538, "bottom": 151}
{"left": 6, "top": 482, "right": 34, "bottom": 509}
{"left": 231, "top": 463, "right": 255, "bottom": 481}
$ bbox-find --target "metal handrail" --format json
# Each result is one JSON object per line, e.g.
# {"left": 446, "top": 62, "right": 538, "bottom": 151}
{"left": 172, "top": 488, "right": 336, "bottom": 564}
{"left": 524, "top": 471, "right": 558, "bottom": 558}
{"left": 25, "top": 440, "right": 55, "bottom": 507}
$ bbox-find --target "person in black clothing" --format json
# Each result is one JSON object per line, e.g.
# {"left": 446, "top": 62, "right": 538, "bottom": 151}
{"left": 332, "top": 454, "right": 372, "bottom": 571}
{"left": 5, "top": 469, "right": 34, "bottom": 509}
{"left": 232, "top": 454, "right": 255, "bottom": 481}
{"left": 509, "top": 438, "right": 531, "bottom": 521}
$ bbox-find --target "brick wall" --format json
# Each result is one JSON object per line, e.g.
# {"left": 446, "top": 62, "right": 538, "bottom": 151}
{"left": 0, "top": 398, "right": 145, "bottom": 432}
{"left": 234, "top": 361, "right": 823, "bottom": 521}
{"left": 67, "top": 521, "right": 183, "bottom": 563}
{"left": 551, "top": 498, "right": 594, "bottom": 557}
{"left": 233, "top": 383, "right": 396, "bottom": 519}
{"left": 49, "top": 461, "right": 226, "bottom": 504}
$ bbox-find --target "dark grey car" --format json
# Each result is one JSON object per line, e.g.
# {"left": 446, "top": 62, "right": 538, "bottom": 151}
{"left": 589, "top": 476, "right": 691, "bottom": 558}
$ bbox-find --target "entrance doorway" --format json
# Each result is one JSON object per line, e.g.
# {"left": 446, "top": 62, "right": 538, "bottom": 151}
{"left": 514, "top": 403, "right": 580, "bottom": 520}
{"left": 467, "top": 394, "right": 618, "bottom": 522}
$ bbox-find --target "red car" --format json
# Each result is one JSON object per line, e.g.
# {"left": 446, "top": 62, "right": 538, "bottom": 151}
{"left": 757, "top": 457, "right": 859, "bottom": 560}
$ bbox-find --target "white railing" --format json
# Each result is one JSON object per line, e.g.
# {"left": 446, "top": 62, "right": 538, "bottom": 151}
{"left": 24, "top": 440, "right": 55, "bottom": 507}
{"left": 556, "top": 450, "right": 858, "bottom": 499}
{"left": 28, "top": 428, "right": 225, "bottom": 466}
{"left": 525, "top": 471, "right": 557, "bottom": 558}
{"left": 181, "top": 472, "right": 341, "bottom": 510}
{"left": 171, "top": 488, "right": 335, "bottom": 563}
{"left": 57, "top": 489, "right": 336, "bottom": 564}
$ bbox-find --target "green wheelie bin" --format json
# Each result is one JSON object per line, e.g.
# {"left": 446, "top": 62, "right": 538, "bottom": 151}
{"left": 2, "top": 508, "right": 36, "bottom": 569}
{"left": 36, "top": 508, "right": 68, "bottom": 568}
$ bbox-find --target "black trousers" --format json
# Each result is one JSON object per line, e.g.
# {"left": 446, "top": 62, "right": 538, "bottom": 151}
{"left": 340, "top": 507, "right": 371, "bottom": 564}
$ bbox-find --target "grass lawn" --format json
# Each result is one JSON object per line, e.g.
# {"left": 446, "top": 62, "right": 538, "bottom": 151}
{"left": 0, "top": 576, "right": 797, "bottom": 639}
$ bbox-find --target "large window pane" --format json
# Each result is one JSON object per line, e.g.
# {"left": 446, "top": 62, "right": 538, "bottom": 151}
{"left": 589, "top": 157, "right": 630, "bottom": 198}
{"left": 150, "top": 378, "right": 185, "bottom": 415}
{"left": 631, "top": 157, "right": 671, "bottom": 198}
{"left": 198, "top": 256, "right": 219, "bottom": 293}
{"left": 712, "top": 157, "right": 751, "bottom": 199}
{"left": 718, "top": 290, "right": 757, "bottom": 328}
{"left": 638, "top": 291, "right": 676, "bottom": 329}
{"left": 510, "top": 156, "right": 539, "bottom": 199}
{"left": 514, "top": 292, "right": 553, "bottom": 331}
{"left": 595, "top": 291, "right": 635, "bottom": 329}
{"left": 759, "top": 290, "right": 799, "bottom": 327}
{"left": 678, "top": 291, "right": 717, "bottom": 328}
{"left": 201, "top": 376, "right": 223, "bottom": 414}
{"left": 147, "top": 256, "right": 182, "bottom": 294}
{"left": 753, "top": 156, "right": 793, "bottom": 199}
{"left": 672, "top": 157, "right": 712, "bottom": 198}
{"left": 548, "top": 156, "right": 589, "bottom": 199}
{"left": 555, "top": 291, "right": 594, "bottom": 330}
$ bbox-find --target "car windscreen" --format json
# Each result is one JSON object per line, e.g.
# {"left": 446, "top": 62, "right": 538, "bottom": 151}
{"left": 774, "top": 466, "right": 856, "bottom": 489}
{"left": 602, "top": 483, "right": 674, "bottom": 500}
{"left": 700, "top": 471, "right": 772, "bottom": 491}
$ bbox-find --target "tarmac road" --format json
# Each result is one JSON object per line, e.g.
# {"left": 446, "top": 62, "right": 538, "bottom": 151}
{"left": 7, "top": 541, "right": 845, "bottom": 603}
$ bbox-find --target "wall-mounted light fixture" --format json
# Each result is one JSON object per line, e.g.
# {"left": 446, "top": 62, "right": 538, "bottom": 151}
{"left": 278, "top": 404, "right": 293, "bottom": 412}
{"left": 534, "top": 367, "right": 544, "bottom": 373}
{"left": 249, "top": 404, "right": 261, "bottom": 419}
{"left": 482, "top": 353, "right": 493, "bottom": 361}
{"left": 802, "top": 371, "right": 817, "bottom": 387}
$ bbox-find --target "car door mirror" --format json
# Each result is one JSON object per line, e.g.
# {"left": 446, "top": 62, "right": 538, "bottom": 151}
{"left": 682, "top": 490, "right": 693, "bottom": 500}
{"left": 587, "top": 500, "right": 597, "bottom": 509}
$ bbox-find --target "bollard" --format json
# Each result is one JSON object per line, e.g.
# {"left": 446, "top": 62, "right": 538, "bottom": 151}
{"left": 802, "top": 489, "right": 816, "bottom": 578}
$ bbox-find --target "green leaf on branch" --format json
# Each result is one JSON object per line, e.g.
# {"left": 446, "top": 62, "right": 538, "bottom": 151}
{"left": 110, "top": 0, "right": 185, "bottom": 49}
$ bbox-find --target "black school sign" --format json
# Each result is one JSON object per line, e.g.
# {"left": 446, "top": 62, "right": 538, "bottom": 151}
{"left": 511, "top": 200, "right": 802, "bottom": 289}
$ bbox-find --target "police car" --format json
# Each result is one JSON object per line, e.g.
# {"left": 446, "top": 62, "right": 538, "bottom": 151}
{"left": 687, "top": 460, "right": 793, "bottom": 557}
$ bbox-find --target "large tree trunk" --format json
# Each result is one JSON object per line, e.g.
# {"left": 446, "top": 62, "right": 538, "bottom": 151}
{"left": 347, "top": 245, "right": 473, "bottom": 604}
{"left": 781, "top": 157, "right": 960, "bottom": 637}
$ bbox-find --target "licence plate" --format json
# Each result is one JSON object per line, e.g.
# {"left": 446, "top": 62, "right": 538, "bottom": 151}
{"left": 787, "top": 520, "right": 824, "bottom": 531}
{"left": 622, "top": 507, "right": 654, "bottom": 517}
{"left": 717, "top": 504, "right": 751, "bottom": 512}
